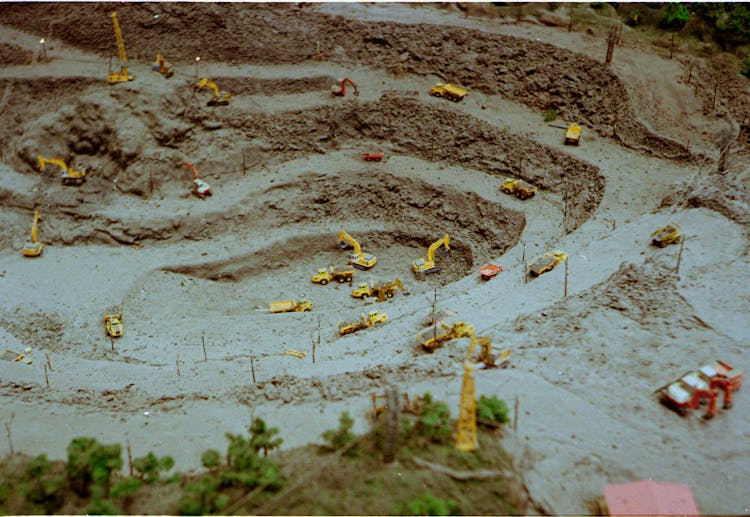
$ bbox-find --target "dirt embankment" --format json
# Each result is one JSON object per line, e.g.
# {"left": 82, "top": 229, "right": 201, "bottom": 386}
{"left": 0, "top": 43, "right": 32, "bottom": 66}
{"left": 3, "top": 2, "right": 692, "bottom": 161}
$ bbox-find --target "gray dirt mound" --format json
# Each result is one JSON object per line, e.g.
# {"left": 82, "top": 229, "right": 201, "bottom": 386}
{"left": 1, "top": 2, "right": 694, "bottom": 160}
{"left": 687, "top": 168, "right": 750, "bottom": 231}
{"left": 216, "top": 76, "right": 338, "bottom": 96}
{"left": 0, "top": 43, "right": 32, "bottom": 65}
{"left": 0, "top": 308, "right": 65, "bottom": 354}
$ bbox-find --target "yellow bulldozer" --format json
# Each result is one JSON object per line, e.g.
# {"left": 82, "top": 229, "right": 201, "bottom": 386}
{"left": 412, "top": 234, "right": 450, "bottom": 277}
{"left": 195, "top": 78, "right": 231, "bottom": 106}
{"left": 564, "top": 123, "right": 582, "bottom": 145}
{"left": 651, "top": 224, "right": 682, "bottom": 248}
{"left": 21, "top": 210, "right": 44, "bottom": 257}
{"left": 338, "top": 310, "right": 388, "bottom": 336}
{"left": 38, "top": 155, "right": 87, "bottom": 186}
{"left": 417, "top": 320, "right": 474, "bottom": 352}
{"left": 351, "top": 277, "right": 409, "bottom": 302}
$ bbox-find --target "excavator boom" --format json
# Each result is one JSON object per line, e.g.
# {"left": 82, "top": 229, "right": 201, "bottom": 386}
{"left": 332, "top": 77, "right": 359, "bottom": 97}
{"left": 38, "top": 155, "right": 86, "bottom": 185}
{"left": 196, "top": 78, "right": 231, "bottom": 106}
{"left": 337, "top": 229, "right": 362, "bottom": 256}
{"left": 426, "top": 234, "right": 450, "bottom": 263}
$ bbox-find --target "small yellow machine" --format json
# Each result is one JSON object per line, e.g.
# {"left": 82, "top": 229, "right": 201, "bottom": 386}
{"left": 564, "top": 123, "right": 582, "bottom": 145}
{"left": 38, "top": 155, "right": 87, "bottom": 186}
{"left": 107, "top": 11, "right": 134, "bottom": 84}
{"left": 195, "top": 78, "right": 231, "bottom": 106}
{"left": 417, "top": 320, "right": 474, "bottom": 352}
{"left": 152, "top": 54, "right": 174, "bottom": 78}
{"left": 351, "top": 278, "right": 408, "bottom": 302}
{"left": 429, "top": 83, "right": 467, "bottom": 102}
{"left": 412, "top": 234, "right": 450, "bottom": 276}
{"left": 105, "top": 314, "right": 123, "bottom": 337}
{"left": 528, "top": 250, "right": 568, "bottom": 277}
{"left": 311, "top": 265, "right": 354, "bottom": 285}
{"left": 337, "top": 229, "right": 377, "bottom": 270}
{"left": 21, "top": 210, "right": 44, "bottom": 257}
{"left": 338, "top": 310, "right": 388, "bottom": 336}
{"left": 466, "top": 336, "right": 511, "bottom": 369}
{"left": 651, "top": 224, "right": 682, "bottom": 248}
{"left": 269, "top": 300, "right": 313, "bottom": 313}
{"left": 499, "top": 178, "right": 536, "bottom": 200}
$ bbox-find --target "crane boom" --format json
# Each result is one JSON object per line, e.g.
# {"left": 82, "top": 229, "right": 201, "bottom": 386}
{"left": 30, "top": 210, "right": 39, "bottom": 243}
{"left": 111, "top": 12, "right": 128, "bottom": 66}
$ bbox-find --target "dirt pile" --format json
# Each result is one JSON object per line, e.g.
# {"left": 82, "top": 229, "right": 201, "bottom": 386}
{"left": 0, "top": 43, "right": 32, "bottom": 65}
{"left": 2, "top": 3, "right": 693, "bottom": 161}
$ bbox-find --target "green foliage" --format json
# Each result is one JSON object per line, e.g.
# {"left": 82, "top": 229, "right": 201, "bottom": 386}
{"left": 132, "top": 451, "right": 175, "bottom": 484}
{"left": 23, "top": 454, "right": 52, "bottom": 481}
{"left": 221, "top": 420, "right": 284, "bottom": 490}
{"left": 85, "top": 496, "right": 122, "bottom": 515}
{"left": 626, "top": 9, "right": 641, "bottom": 27}
{"left": 396, "top": 491, "right": 461, "bottom": 516}
{"left": 110, "top": 476, "right": 142, "bottom": 498}
{"left": 543, "top": 108, "right": 558, "bottom": 122}
{"left": 19, "top": 456, "right": 66, "bottom": 513}
{"left": 322, "top": 411, "right": 358, "bottom": 455}
{"left": 0, "top": 482, "right": 10, "bottom": 504}
{"left": 66, "top": 437, "right": 122, "bottom": 498}
{"left": 590, "top": 2, "right": 604, "bottom": 10}
{"left": 742, "top": 56, "right": 750, "bottom": 78}
{"left": 660, "top": 3, "right": 690, "bottom": 29}
{"left": 416, "top": 393, "right": 452, "bottom": 445}
{"left": 476, "top": 395, "right": 510, "bottom": 425}
{"left": 201, "top": 449, "right": 221, "bottom": 469}
{"left": 178, "top": 475, "right": 229, "bottom": 515}
{"left": 249, "top": 418, "right": 283, "bottom": 457}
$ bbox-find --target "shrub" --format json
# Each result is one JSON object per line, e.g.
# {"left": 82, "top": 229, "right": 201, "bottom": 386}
{"left": 322, "top": 411, "right": 358, "bottom": 454}
{"left": 201, "top": 449, "right": 221, "bottom": 469}
{"left": 66, "top": 437, "right": 122, "bottom": 498}
{"left": 626, "top": 10, "right": 641, "bottom": 27}
{"left": 397, "top": 492, "right": 460, "bottom": 516}
{"left": 661, "top": 3, "right": 690, "bottom": 29}
{"left": 132, "top": 452, "right": 175, "bottom": 484}
{"left": 84, "top": 496, "right": 122, "bottom": 515}
{"left": 416, "top": 393, "right": 452, "bottom": 445}
{"left": 476, "top": 395, "right": 510, "bottom": 425}
{"left": 110, "top": 476, "right": 141, "bottom": 498}
{"left": 222, "top": 423, "right": 284, "bottom": 490}
{"left": 20, "top": 455, "right": 66, "bottom": 513}
{"left": 178, "top": 475, "right": 229, "bottom": 516}
{"left": 249, "top": 418, "right": 283, "bottom": 457}
{"left": 543, "top": 108, "right": 558, "bottom": 122}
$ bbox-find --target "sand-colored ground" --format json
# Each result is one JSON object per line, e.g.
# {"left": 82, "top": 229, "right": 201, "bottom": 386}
{"left": 0, "top": 3, "right": 748, "bottom": 514}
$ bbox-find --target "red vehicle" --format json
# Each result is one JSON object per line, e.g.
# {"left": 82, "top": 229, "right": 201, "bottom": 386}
{"left": 658, "top": 360, "right": 743, "bottom": 419}
{"left": 363, "top": 153, "right": 384, "bottom": 162}
{"left": 478, "top": 263, "right": 503, "bottom": 280}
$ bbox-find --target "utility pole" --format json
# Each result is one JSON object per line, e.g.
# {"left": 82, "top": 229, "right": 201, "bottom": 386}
{"left": 605, "top": 25, "right": 618, "bottom": 65}
{"left": 669, "top": 32, "right": 675, "bottom": 60}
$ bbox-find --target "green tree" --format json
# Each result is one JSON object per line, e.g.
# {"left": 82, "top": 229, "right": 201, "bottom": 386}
{"left": 132, "top": 451, "right": 175, "bottom": 483}
{"left": 416, "top": 393, "right": 452, "bottom": 445}
{"left": 66, "top": 437, "right": 122, "bottom": 498}
{"left": 661, "top": 3, "right": 690, "bottom": 29}
{"left": 476, "top": 395, "right": 510, "bottom": 425}
{"left": 20, "top": 455, "right": 65, "bottom": 513}
{"left": 322, "top": 411, "right": 358, "bottom": 455}
{"left": 178, "top": 475, "right": 229, "bottom": 515}
{"left": 249, "top": 418, "right": 283, "bottom": 457}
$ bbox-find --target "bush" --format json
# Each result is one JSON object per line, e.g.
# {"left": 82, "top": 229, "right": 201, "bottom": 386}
{"left": 66, "top": 437, "right": 122, "bottom": 498}
{"left": 178, "top": 475, "right": 229, "bottom": 516}
{"left": 201, "top": 449, "right": 221, "bottom": 469}
{"left": 476, "top": 395, "right": 510, "bottom": 425}
{"left": 397, "top": 492, "right": 460, "bottom": 516}
{"left": 110, "top": 477, "right": 141, "bottom": 498}
{"left": 222, "top": 422, "right": 284, "bottom": 490}
{"left": 132, "top": 452, "right": 175, "bottom": 484}
{"left": 660, "top": 3, "right": 690, "bottom": 29}
{"left": 626, "top": 10, "right": 641, "bottom": 27}
{"left": 543, "top": 108, "right": 558, "bottom": 122}
{"left": 322, "top": 411, "right": 358, "bottom": 454}
{"left": 416, "top": 393, "right": 452, "bottom": 445}
{"left": 85, "top": 496, "right": 122, "bottom": 515}
{"left": 20, "top": 455, "right": 66, "bottom": 513}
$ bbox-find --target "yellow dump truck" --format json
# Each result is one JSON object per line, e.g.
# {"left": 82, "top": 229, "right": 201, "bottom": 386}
{"left": 429, "top": 83, "right": 467, "bottom": 102}
{"left": 269, "top": 300, "right": 313, "bottom": 313}
{"left": 500, "top": 178, "right": 536, "bottom": 200}
{"left": 564, "top": 123, "right": 581, "bottom": 145}
{"left": 311, "top": 266, "right": 355, "bottom": 285}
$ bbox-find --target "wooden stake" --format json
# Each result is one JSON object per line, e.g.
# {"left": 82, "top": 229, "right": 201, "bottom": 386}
{"left": 110, "top": 333, "right": 114, "bottom": 351}
{"left": 45, "top": 352, "right": 52, "bottom": 371}
{"left": 711, "top": 75, "right": 719, "bottom": 111}
{"left": 44, "top": 364, "right": 49, "bottom": 388}
{"left": 242, "top": 152, "right": 246, "bottom": 177}
{"left": 524, "top": 260, "right": 528, "bottom": 284}
{"left": 605, "top": 25, "right": 618, "bottom": 65}
{"left": 676, "top": 236, "right": 685, "bottom": 274}
{"left": 127, "top": 440, "right": 133, "bottom": 476}
{"left": 669, "top": 33, "right": 675, "bottom": 60}
{"left": 516, "top": 3, "right": 522, "bottom": 23}
{"left": 3, "top": 419, "right": 13, "bottom": 455}
{"left": 251, "top": 355, "right": 256, "bottom": 384}
{"left": 617, "top": 21, "right": 623, "bottom": 45}
{"left": 202, "top": 335, "right": 207, "bottom": 363}
{"left": 396, "top": 60, "right": 403, "bottom": 78}
{"left": 176, "top": 353, "right": 181, "bottom": 377}
{"left": 563, "top": 188, "right": 568, "bottom": 234}
{"left": 564, "top": 259, "right": 569, "bottom": 298}
{"left": 432, "top": 287, "right": 438, "bottom": 344}
{"left": 149, "top": 168, "right": 154, "bottom": 195}
{"left": 316, "top": 40, "right": 321, "bottom": 61}
{"left": 568, "top": 9, "right": 573, "bottom": 32}
{"left": 521, "top": 240, "right": 526, "bottom": 265}
{"left": 513, "top": 395, "right": 519, "bottom": 433}
{"left": 687, "top": 60, "right": 693, "bottom": 85}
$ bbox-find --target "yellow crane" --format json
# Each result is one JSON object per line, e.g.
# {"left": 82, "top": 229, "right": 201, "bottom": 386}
{"left": 38, "top": 155, "right": 87, "bottom": 186}
{"left": 455, "top": 356, "right": 478, "bottom": 452}
{"left": 195, "top": 78, "right": 231, "bottom": 106}
{"left": 412, "top": 234, "right": 449, "bottom": 277}
{"left": 21, "top": 210, "right": 44, "bottom": 257}
{"left": 107, "top": 11, "right": 134, "bottom": 84}
{"left": 337, "top": 229, "right": 377, "bottom": 269}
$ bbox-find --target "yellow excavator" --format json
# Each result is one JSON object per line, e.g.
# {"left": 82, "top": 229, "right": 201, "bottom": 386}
{"left": 152, "top": 54, "right": 174, "bottom": 78}
{"left": 195, "top": 78, "right": 231, "bottom": 106}
{"left": 38, "top": 155, "right": 87, "bottom": 186}
{"left": 466, "top": 336, "right": 511, "bottom": 369}
{"left": 21, "top": 210, "right": 44, "bottom": 257}
{"left": 412, "top": 234, "right": 450, "bottom": 276}
{"left": 107, "top": 11, "right": 134, "bottom": 84}
{"left": 337, "top": 229, "right": 377, "bottom": 269}
{"left": 351, "top": 277, "right": 409, "bottom": 302}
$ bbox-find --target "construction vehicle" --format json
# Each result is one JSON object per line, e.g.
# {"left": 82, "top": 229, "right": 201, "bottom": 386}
{"left": 455, "top": 357, "right": 478, "bottom": 452}
{"left": 38, "top": 155, "right": 87, "bottom": 186}
{"left": 337, "top": 229, "right": 377, "bottom": 269}
{"left": 284, "top": 349, "right": 306, "bottom": 359}
{"left": 412, "top": 235, "right": 450, "bottom": 277}
{"left": 528, "top": 250, "right": 568, "bottom": 277}
{"left": 331, "top": 77, "right": 359, "bottom": 97}
{"left": 21, "top": 210, "right": 44, "bottom": 257}
{"left": 104, "top": 313, "right": 123, "bottom": 337}
{"left": 152, "top": 54, "right": 174, "bottom": 78}
{"left": 429, "top": 83, "right": 467, "bottom": 102}
{"left": 466, "top": 336, "right": 511, "bottom": 368}
{"left": 657, "top": 360, "right": 743, "bottom": 419}
{"left": 183, "top": 162, "right": 212, "bottom": 198}
{"left": 338, "top": 310, "right": 388, "bottom": 336}
{"left": 499, "top": 178, "right": 536, "bottom": 200}
{"left": 269, "top": 300, "right": 313, "bottom": 313}
{"left": 195, "top": 78, "right": 231, "bottom": 106}
{"left": 311, "top": 265, "right": 354, "bottom": 285}
{"left": 107, "top": 11, "right": 134, "bottom": 84}
{"left": 417, "top": 320, "right": 475, "bottom": 352}
{"left": 351, "top": 277, "right": 409, "bottom": 302}
{"left": 363, "top": 152, "right": 384, "bottom": 162}
{"left": 651, "top": 224, "right": 682, "bottom": 248}
{"left": 479, "top": 263, "right": 503, "bottom": 280}
{"left": 564, "top": 123, "right": 582, "bottom": 145}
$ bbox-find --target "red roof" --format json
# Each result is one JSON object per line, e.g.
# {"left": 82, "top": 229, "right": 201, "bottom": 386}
{"left": 603, "top": 480, "right": 700, "bottom": 516}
